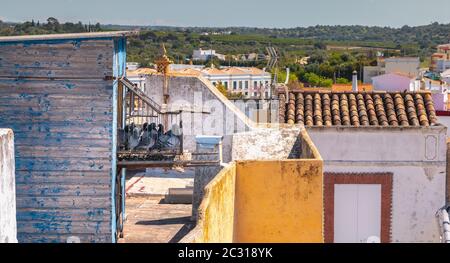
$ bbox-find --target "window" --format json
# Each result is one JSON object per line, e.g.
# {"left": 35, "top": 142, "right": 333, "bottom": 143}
{"left": 254, "top": 81, "right": 258, "bottom": 88}
{"left": 224, "top": 82, "right": 228, "bottom": 89}
{"left": 245, "top": 81, "right": 249, "bottom": 90}
{"left": 265, "top": 92, "right": 269, "bottom": 98}
{"left": 233, "top": 81, "right": 237, "bottom": 90}
{"left": 239, "top": 81, "right": 243, "bottom": 89}
{"left": 212, "top": 82, "right": 216, "bottom": 86}
{"left": 245, "top": 92, "right": 249, "bottom": 96}
{"left": 253, "top": 92, "right": 257, "bottom": 97}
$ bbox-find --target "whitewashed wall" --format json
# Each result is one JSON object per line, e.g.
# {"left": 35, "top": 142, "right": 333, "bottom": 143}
{"left": 437, "top": 116, "right": 450, "bottom": 137}
{"left": 145, "top": 75, "right": 255, "bottom": 162}
{"left": 0, "top": 129, "right": 17, "bottom": 243}
{"left": 307, "top": 126, "right": 447, "bottom": 243}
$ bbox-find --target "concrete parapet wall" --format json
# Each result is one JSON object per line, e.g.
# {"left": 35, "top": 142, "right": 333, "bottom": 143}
{"left": 0, "top": 129, "right": 17, "bottom": 243}
{"left": 195, "top": 163, "right": 236, "bottom": 243}
{"left": 232, "top": 127, "right": 321, "bottom": 161}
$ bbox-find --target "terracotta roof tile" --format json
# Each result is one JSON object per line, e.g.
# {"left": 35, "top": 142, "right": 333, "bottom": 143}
{"left": 295, "top": 93, "right": 305, "bottom": 125}
{"left": 279, "top": 91, "right": 438, "bottom": 127}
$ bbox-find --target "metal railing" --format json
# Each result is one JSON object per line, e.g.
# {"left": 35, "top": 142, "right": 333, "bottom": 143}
{"left": 118, "top": 77, "right": 183, "bottom": 156}
{"left": 119, "top": 77, "right": 181, "bottom": 128}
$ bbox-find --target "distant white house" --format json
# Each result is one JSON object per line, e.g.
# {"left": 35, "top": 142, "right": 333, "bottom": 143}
{"left": 372, "top": 73, "right": 420, "bottom": 92}
{"left": 364, "top": 57, "right": 420, "bottom": 84}
{"left": 442, "top": 69, "right": 450, "bottom": 83}
{"left": 192, "top": 49, "right": 226, "bottom": 61}
{"left": 126, "top": 62, "right": 140, "bottom": 71}
{"left": 431, "top": 44, "right": 450, "bottom": 73}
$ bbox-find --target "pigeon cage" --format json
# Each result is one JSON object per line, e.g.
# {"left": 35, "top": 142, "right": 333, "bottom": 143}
{"left": 117, "top": 77, "right": 183, "bottom": 162}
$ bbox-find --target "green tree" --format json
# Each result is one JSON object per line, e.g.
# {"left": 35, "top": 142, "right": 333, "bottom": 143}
{"left": 215, "top": 82, "right": 227, "bottom": 97}
{"left": 46, "top": 17, "right": 60, "bottom": 32}
{"left": 336, "top": 77, "right": 350, "bottom": 84}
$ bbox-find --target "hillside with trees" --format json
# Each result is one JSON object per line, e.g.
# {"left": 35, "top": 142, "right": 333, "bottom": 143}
{"left": 2, "top": 18, "right": 449, "bottom": 86}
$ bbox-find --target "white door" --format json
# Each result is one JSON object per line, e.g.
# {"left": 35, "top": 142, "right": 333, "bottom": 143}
{"left": 334, "top": 184, "right": 382, "bottom": 243}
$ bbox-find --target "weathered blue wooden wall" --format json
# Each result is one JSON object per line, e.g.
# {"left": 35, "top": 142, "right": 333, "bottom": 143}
{"left": 0, "top": 36, "right": 125, "bottom": 243}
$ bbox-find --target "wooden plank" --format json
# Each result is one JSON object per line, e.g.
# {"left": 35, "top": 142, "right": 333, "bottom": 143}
{"left": 0, "top": 41, "right": 114, "bottom": 51}
{"left": 12, "top": 125, "right": 111, "bottom": 135}
{"left": 17, "top": 208, "right": 111, "bottom": 222}
{"left": 17, "top": 221, "right": 111, "bottom": 234}
{"left": 0, "top": 44, "right": 113, "bottom": 58}
{"left": 16, "top": 196, "right": 112, "bottom": 209}
{"left": 15, "top": 157, "right": 112, "bottom": 172}
{"left": 13, "top": 133, "right": 111, "bottom": 141}
{"left": 0, "top": 58, "right": 113, "bottom": 68}
{"left": 16, "top": 175, "right": 111, "bottom": 185}
{"left": 0, "top": 70, "right": 113, "bottom": 79}
{"left": 0, "top": 113, "right": 113, "bottom": 122}
{"left": 0, "top": 99, "right": 112, "bottom": 109}
{"left": 17, "top": 233, "right": 111, "bottom": 243}
{"left": 16, "top": 146, "right": 111, "bottom": 158}
{"left": 16, "top": 183, "right": 111, "bottom": 197}
{"left": 0, "top": 93, "right": 112, "bottom": 101}
{"left": 10, "top": 121, "right": 112, "bottom": 131}
{"left": 13, "top": 138, "right": 111, "bottom": 148}
{"left": 0, "top": 88, "right": 113, "bottom": 97}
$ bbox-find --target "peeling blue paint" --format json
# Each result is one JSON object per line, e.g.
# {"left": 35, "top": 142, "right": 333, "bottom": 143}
{"left": 0, "top": 35, "right": 127, "bottom": 243}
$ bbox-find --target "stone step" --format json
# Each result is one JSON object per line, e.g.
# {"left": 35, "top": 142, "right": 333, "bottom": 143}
{"left": 164, "top": 187, "right": 193, "bottom": 204}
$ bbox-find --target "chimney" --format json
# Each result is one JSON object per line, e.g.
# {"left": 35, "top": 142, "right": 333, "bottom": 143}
{"left": 352, "top": 70, "right": 358, "bottom": 92}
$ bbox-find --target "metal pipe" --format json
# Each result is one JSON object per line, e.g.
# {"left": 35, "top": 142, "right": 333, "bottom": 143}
{"left": 117, "top": 160, "right": 220, "bottom": 169}
{"left": 436, "top": 206, "right": 450, "bottom": 243}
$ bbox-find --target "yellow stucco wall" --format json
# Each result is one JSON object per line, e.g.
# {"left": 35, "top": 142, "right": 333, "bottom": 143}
{"left": 184, "top": 157, "right": 324, "bottom": 243}
{"left": 233, "top": 160, "right": 323, "bottom": 243}
{"left": 195, "top": 163, "right": 236, "bottom": 243}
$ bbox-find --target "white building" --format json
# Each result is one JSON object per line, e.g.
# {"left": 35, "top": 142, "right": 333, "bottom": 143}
{"left": 279, "top": 91, "right": 447, "bottom": 242}
{"left": 126, "top": 67, "right": 157, "bottom": 93}
{"left": 442, "top": 69, "right": 450, "bottom": 83}
{"left": 436, "top": 59, "right": 450, "bottom": 73}
{"left": 372, "top": 72, "right": 420, "bottom": 92}
{"left": 204, "top": 67, "right": 272, "bottom": 99}
{"left": 192, "top": 49, "right": 226, "bottom": 61}
{"left": 126, "top": 62, "right": 140, "bottom": 71}
{"left": 431, "top": 44, "right": 450, "bottom": 73}
{"left": 364, "top": 57, "right": 420, "bottom": 84}
{"left": 172, "top": 66, "right": 272, "bottom": 99}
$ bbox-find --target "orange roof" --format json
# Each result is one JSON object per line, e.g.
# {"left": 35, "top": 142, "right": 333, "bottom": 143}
{"left": 202, "top": 67, "right": 225, "bottom": 75}
{"left": 237, "top": 67, "right": 266, "bottom": 75}
{"left": 222, "top": 67, "right": 247, "bottom": 75}
{"left": 127, "top": 68, "right": 157, "bottom": 76}
{"left": 279, "top": 91, "right": 437, "bottom": 126}
{"left": 201, "top": 66, "right": 268, "bottom": 76}
{"left": 171, "top": 68, "right": 202, "bottom": 76}
{"left": 332, "top": 84, "right": 373, "bottom": 92}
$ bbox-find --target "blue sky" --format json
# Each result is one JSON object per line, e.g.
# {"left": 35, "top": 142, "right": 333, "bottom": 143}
{"left": 2, "top": 0, "right": 450, "bottom": 28}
